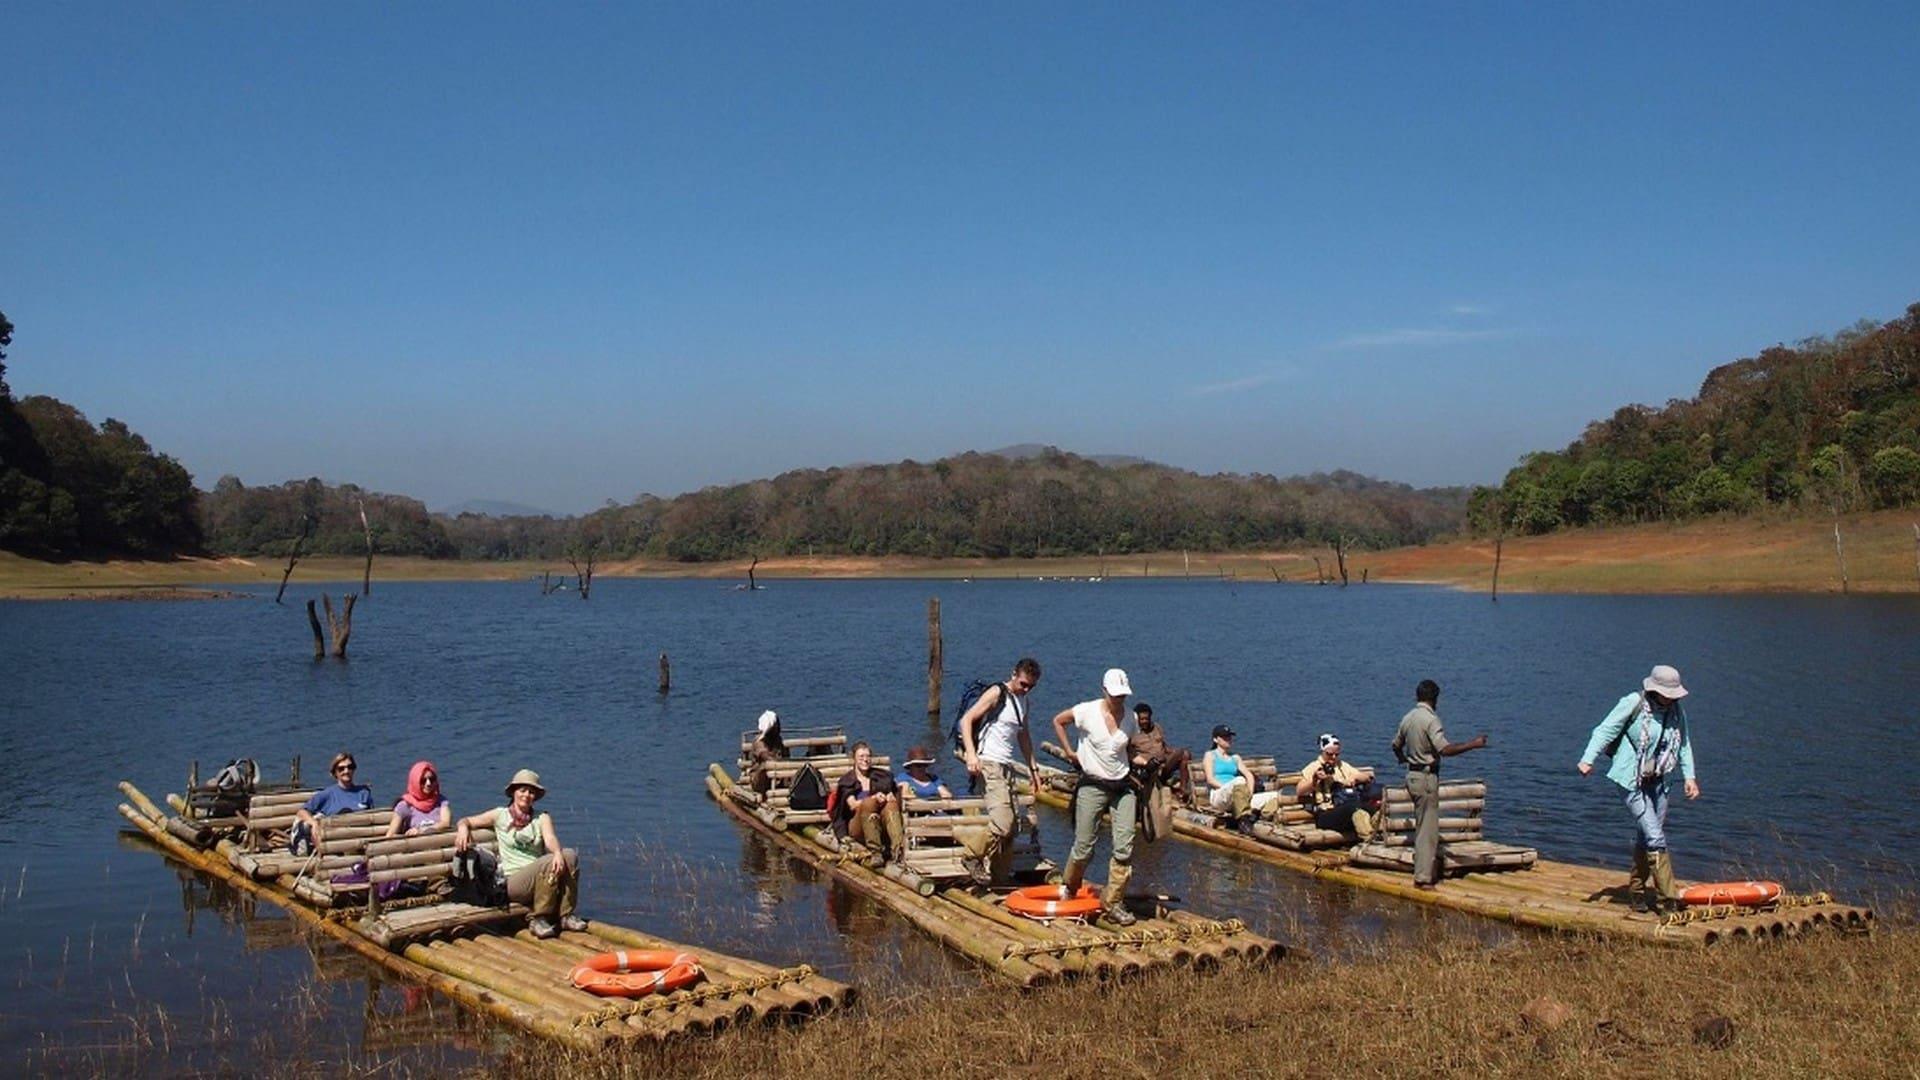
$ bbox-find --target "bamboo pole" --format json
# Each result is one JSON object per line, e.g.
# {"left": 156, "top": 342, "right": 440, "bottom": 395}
{"left": 583, "top": 921, "right": 850, "bottom": 1014}
{"left": 115, "top": 795, "right": 611, "bottom": 1049}
{"left": 926, "top": 597, "right": 942, "bottom": 726}
{"left": 524, "top": 934, "right": 746, "bottom": 1036}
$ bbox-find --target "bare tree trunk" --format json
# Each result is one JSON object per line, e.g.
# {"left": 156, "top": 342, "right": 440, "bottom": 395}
{"left": 1361, "top": 567, "right": 1369, "bottom": 584}
{"left": 569, "top": 550, "right": 596, "bottom": 600}
{"left": 748, "top": 555, "right": 759, "bottom": 591}
{"left": 1833, "top": 521, "right": 1849, "bottom": 594}
{"left": 322, "top": 593, "right": 355, "bottom": 657}
{"left": 305, "top": 599, "right": 326, "bottom": 660}
{"left": 926, "top": 597, "right": 943, "bottom": 727}
{"left": 658, "top": 652, "right": 671, "bottom": 695}
{"left": 1912, "top": 523, "right": 1919, "bottom": 586}
{"left": 1335, "top": 536, "right": 1350, "bottom": 587}
{"left": 274, "top": 517, "right": 312, "bottom": 605}
{"left": 1312, "top": 556, "right": 1325, "bottom": 584}
{"left": 541, "top": 571, "right": 553, "bottom": 595}
{"left": 1491, "top": 531, "right": 1505, "bottom": 602}
{"left": 1268, "top": 564, "right": 1283, "bottom": 583}
{"left": 1183, "top": 550, "right": 1191, "bottom": 579}
{"left": 357, "top": 498, "right": 374, "bottom": 597}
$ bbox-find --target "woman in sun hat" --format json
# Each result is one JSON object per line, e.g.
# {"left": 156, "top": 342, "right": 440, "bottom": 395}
{"left": 453, "top": 768, "right": 583, "bottom": 939}
{"left": 895, "top": 746, "right": 953, "bottom": 802}
{"left": 1577, "top": 664, "right": 1700, "bottom": 913}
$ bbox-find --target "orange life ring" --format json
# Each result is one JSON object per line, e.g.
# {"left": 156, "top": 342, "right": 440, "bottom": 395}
{"left": 1678, "top": 881, "right": 1783, "bottom": 907}
{"left": 567, "top": 949, "right": 704, "bottom": 997}
{"left": 1004, "top": 884, "right": 1104, "bottom": 920}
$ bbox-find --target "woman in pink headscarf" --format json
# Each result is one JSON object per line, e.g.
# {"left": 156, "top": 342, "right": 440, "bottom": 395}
{"left": 383, "top": 760, "right": 452, "bottom": 837}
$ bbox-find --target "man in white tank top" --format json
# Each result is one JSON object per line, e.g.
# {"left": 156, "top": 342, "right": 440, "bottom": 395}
{"left": 959, "top": 657, "right": 1043, "bottom": 885}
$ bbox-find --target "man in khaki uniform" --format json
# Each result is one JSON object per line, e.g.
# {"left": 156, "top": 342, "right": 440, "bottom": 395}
{"left": 1391, "top": 680, "right": 1488, "bottom": 890}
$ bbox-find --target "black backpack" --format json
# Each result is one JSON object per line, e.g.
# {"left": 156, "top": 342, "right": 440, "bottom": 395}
{"left": 948, "top": 680, "right": 1013, "bottom": 754}
{"left": 788, "top": 764, "right": 829, "bottom": 811}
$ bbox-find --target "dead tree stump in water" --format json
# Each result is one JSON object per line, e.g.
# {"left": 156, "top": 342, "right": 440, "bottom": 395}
{"left": 568, "top": 550, "right": 596, "bottom": 601}
{"left": 1491, "top": 531, "right": 1505, "bottom": 602}
{"left": 926, "top": 597, "right": 943, "bottom": 726}
{"left": 274, "top": 514, "right": 315, "bottom": 605}
{"left": 322, "top": 593, "right": 356, "bottom": 658}
{"left": 1334, "top": 536, "right": 1350, "bottom": 587}
{"left": 658, "top": 653, "right": 671, "bottom": 694}
{"left": 305, "top": 600, "right": 326, "bottom": 659}
{"left": 357, "top": 497, "right": 374, "bottom": 597}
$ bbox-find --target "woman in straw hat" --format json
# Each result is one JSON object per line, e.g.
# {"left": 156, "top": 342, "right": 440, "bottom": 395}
{"left": 1578, "top": 664, "right": 1701, "bottom": 914}
{"left": 454, "top": 769, "right": 584, "bottom": 939}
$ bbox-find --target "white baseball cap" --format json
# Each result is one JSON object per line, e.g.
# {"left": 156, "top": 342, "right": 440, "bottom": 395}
{"left": 1102, "top": 668, "right": 1133, "bottom": 697}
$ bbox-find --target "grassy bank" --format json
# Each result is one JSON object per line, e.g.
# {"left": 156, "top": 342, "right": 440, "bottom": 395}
{"left": 5, "top": 510, "right": 1917, "bottom": 598}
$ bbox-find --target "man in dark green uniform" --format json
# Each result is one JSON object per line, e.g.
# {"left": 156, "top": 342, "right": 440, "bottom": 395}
{"left": 1391, "top": 680, "right": 1488, "bottom": 890}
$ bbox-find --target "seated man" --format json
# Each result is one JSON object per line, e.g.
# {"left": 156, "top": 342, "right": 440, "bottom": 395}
{"left": 744, "top": 710, "right": 788, "bottom": 794}
{"left": 832, "top": 741, "right": 904, "bottom": 860}
{"left": 1297, "top": 733, "right": 1376, "bottom": 839}
{"left": 1127, "top": 703, "right": 1193, "bottom": 803}
{"left": 291, "top": 751, "right": 374, "bottom": 854}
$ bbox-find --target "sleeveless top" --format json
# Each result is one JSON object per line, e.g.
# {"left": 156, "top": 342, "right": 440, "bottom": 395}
{"left": 1210, "top": 752, "right": 1241, "bottom": 786}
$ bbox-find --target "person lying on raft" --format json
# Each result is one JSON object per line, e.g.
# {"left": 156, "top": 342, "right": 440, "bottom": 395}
{"left": 832, "top": 741, "right": 905, "bottom": 861}
{"left": 291, "top": 751, "right": 374, "bottom": 853}
{"left": 744, "top": 710, "right": 787, "bottom": 795}
{"left": 895, "top": 746, "right": 953, "bottom": 802}
{"left": 453, "top": 769, "right": 584, "bottom": 940}
{"left": 384, "top": 760, "right": 451, "bottom": 838}
{"left": 1295, "top": 733, "right": 1376, "bottom": 839}
{"left": 1202, "top": 726, "right": 1260, "bottom": 834}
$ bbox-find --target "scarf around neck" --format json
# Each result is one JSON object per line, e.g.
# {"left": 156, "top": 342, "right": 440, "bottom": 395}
{"left": 402, "top": 760, "right": 443, "bottom": 813}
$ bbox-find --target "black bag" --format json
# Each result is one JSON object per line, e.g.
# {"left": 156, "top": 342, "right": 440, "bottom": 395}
{"left": 449, "top": 849, "right": 507, "bottom": 907}
{"left": 788, "top": 763, "right": 829, "bottom": 811}
{"left": 949, "top": 680, "right": 1013, "bottom": 754}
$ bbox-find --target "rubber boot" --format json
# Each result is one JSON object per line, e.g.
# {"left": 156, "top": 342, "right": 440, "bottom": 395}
{"left": 1650, "top": 850, "right": 1681, "bottom": 914}
{"left": 1102, "top": 861, "right": 1136, "bottom": 926}
{"left": 1061, "top": 858, "right": 1088, "bottom": 899}
{"left": 1627, "top": 848, "right": 1652, "bottom": 911}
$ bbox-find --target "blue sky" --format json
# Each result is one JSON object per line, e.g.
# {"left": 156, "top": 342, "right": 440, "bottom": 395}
{"left": 5, "top": 4, "right": 1917, "bottom": 513}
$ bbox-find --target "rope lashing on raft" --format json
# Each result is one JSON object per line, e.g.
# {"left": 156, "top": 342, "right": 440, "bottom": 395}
{"left": 999, "top": 918, "right": 1248, "bottom": 959}
{"left": 570, "top": 964, "right": 819, "bottom": 1027}
{"left": 1657, "top": 891, "right": 1837, "bottom": 927}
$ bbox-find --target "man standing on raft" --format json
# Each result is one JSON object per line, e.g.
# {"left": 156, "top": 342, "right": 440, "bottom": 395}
{"left": 959, "top": 657, "right": 1044, "bottom": 886}
{"left": 1391, "top": 680, "right": 1488, "bottom": 891}
{"left": 1578, "top": 664, "right": 1700, "bottom": 914}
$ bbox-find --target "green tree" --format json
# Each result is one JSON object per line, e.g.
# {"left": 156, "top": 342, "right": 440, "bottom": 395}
{"left": 1864, "top": 446, "right": 1920, "bottom": 507}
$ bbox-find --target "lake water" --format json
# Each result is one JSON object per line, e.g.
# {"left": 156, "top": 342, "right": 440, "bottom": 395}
{"left": 2, "top": 579, "right": 1916, "bottom": 1071}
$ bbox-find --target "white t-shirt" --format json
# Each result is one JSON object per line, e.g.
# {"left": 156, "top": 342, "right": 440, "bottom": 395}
{"left": 1070, "top": 699, "right": 1132, "bottom": 782}
{"left": 977, "top": 687, "right": 1029, "bottom": 766}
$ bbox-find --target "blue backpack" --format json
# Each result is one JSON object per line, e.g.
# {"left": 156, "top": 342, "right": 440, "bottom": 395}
{"left": 948, "top": 680, "right": 1012, "bottom": 755}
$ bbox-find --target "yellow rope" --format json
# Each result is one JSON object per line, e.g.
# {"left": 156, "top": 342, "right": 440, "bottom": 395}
{"left": 1657, "top": 892, "right": 1838, "bottom": 927}
{"left": 571, "top": 964, "right": 819, "bottom": 1027}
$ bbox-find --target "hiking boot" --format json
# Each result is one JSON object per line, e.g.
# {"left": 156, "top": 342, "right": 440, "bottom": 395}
{"left": 961, "top": 855, "right": 992, "bottom": 886}
{"left": 529, "top": 917, "right": 559, "bottom": 940}
{"left": 559, "top": 915, "right": 589, "bottom": 933}
{"left": 1104, "top": 904, "right": 1137, "bottom": 927}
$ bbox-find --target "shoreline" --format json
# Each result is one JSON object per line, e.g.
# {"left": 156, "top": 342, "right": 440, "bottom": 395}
{"left": 4, "top": 510, "right": 1917, "bottom": 599}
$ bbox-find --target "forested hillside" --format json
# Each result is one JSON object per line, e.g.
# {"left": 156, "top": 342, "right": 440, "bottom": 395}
{"left": 201, "top": 451, "right": 1468, "bottom": 562}
{"left": 0, "top": 311, "right": 202, "bottom": 556}
{"left": 1471, "top": 303, "right": 1920, "bottom": 534}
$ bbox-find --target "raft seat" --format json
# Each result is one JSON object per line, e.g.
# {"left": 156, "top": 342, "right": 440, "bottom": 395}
{"left": 755, "top": 756, "right": 892, "bottom": 827}
{"left": 360, "top": 829, "right": 529, "bottom": 948}
{"left": 900, "top": 795, "right": 1046, "bottom": 882}
{"left": 237, "top": 788, "right": 320, "bottom": 851}
{"left": 229, "top": 807, "right": 395, "bottom": 908}
{"left": 737, "top": 724, "right": 848, "bottom": 769}
{"left": 1349, "top": 778, "right": 1537, "bottom": 875}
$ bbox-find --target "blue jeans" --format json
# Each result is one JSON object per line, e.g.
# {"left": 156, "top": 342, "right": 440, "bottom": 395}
{"left": 1625, "top": 782, "right": 1669, "bottom": 854}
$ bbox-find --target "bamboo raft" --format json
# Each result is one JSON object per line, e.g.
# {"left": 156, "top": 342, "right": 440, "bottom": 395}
{"left": 707, "top": 753, "right": 1284, "bottom": 987}
{"left": 116, "top": 779, "right": 852, "bottom": 1049}
{"left": 1031, "top": 755, "right": 1873, "bottom": 947}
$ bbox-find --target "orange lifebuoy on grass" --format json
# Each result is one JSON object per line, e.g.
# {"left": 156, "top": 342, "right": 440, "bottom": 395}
{"left": 1679, "top": 881, "right": 1783, "bottom": 907}
{"left": 567, "top": 949, "right": 704, "bottom": 997}
{"left": 1005, "top": 884, "right": 1104, "bottom": 920}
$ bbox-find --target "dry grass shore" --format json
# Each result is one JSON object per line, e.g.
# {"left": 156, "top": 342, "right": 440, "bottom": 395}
{"left": 4, "top": 510, "right": 1917, "bottom": 599}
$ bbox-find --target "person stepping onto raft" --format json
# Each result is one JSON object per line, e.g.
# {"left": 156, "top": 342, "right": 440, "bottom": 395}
{"left": 958, "top": 658, "right": 1043, "bottom": 886}
{"left": 1203, "top": 725, "right": 1259, "bottom": 834}
{"left": 1052, "top": 668, "right": 1148, "bottom": 926}
{"left": 1577, "top": 664, "right": 1700, "bottom": 915}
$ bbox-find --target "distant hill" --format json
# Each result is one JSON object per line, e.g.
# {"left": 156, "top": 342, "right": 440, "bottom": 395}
{"left": 438, "top": 498, "right": 556, "bottom": 519}
{"left": 983, "top": 443, "right": 1155, "bottom": 468}
{"left": 1471, "top": 302, "right": 1920, "bottom": 534}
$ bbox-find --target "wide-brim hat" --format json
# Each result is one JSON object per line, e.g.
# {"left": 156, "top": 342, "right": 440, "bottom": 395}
{"left": 504, "top": 768, "right": 547, "bottom": 799}
{"left": 1102, "top": 668, "right": 1133, "bottom": 697}
{"left": 902, "top": 746, "right": 937, "bottom": 768}
{"left": 1642, "top": 665, "right": 1688, "bottom": 699}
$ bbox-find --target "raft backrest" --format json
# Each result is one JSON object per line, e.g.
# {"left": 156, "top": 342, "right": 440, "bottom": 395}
{"left": 900, "top": 795, "right": 1039, "bottom": 881}
{"left": 758, "top": 757, "right": 892, "bottom": 805}
{"left": 240, "top": 788, "right": 320, "bottom": 849}
{"left": 363, "top": 830, "right": 498, "bottom": 914}
{"left": 1373, "top": 779, "right": 1488, "bottom": 845}
{"left": 1184, "top": 755, "right": 1281, "bottom": 808}
{"left": 738, "top": 725, "right": 848, "bottom": 760}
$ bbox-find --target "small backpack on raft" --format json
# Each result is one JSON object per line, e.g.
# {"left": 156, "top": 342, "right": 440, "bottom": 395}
{"left": 788, "top": 764, "right": 829, "bottom": 811}
{"left": 948, "top": 680, "right": 1012, "bottom": 754}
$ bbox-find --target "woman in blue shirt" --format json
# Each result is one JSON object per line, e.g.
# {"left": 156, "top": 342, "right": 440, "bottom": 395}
{"left": 895, "top": 747, "right": 953, "bottom": 802}
{"left": 1578, "top": 665, "right": 1701, "bottom": 913}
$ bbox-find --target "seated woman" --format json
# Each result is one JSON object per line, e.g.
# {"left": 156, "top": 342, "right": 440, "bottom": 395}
{"left": 453, "top": 769, "right": 584, "bottom": 939}
{"left": 292, "top": 751, "right": 375, "bottom": 853}
{"left": 744, "top": 710, "right": 788, "bottom": 794}
{"left": 384, "top": 760, "right": 451, "bottom": 838}
{"left": 832, "top": 742, "right": 904, "bottom": 861}
{"left": 894, "top": 747, "right": 953, "bottom": 802}
{"left": 1203, "top": 726, "right": 1259, "bottom": 834}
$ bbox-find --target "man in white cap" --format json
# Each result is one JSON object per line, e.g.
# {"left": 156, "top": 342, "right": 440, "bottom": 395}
{"left": 1297, "top": 733, "right": 1376, "bottom": 840}
{"left": 1051, "top": 667, "right": 1148, "bottom": 926}
{"left": 744, "top": 710, "right": 786, "bottom": 794}
{"left": 1578, "top": 664, "right": 1700, "bottom": 914}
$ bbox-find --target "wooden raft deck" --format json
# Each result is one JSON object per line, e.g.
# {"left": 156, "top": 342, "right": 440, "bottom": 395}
{"left": 705, "top": 765, "right": 1284, "bottom": 986}
{"left": 1031, "top": 765, "right": 1873, "bottom": 947}
{"left": 116, "top": 781, "right": 852, "bottom": 1049}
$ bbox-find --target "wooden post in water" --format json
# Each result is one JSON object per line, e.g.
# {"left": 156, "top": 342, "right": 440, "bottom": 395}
{"left": 357, "top": 497, "right": 374, "bottom": 597}
{"left": 1832, "top": 521, "right": 1850, "bottom": 594}
{"left": 658, "top": 652, "right": 671, "bottom": 695}
{"left": 926, "top": 597, "right": 943, "bottom": 726}
{"left": 1491, "top": 531, "right": 1504, "bottom": 602}
{"left": 1335, "top": 536, "right": 1350, "bottom": 587}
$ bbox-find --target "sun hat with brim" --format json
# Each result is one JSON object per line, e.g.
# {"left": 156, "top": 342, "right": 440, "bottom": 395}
{"left": 504, "top": 768, "right": 547, "bottom": 799}
{"left": 1642, "top": 665, "right": 1688, "bottom": 699}
{"left": 902, "top": 746, "right": 937, "bottom": 768}
{"left": 1102, "top": 668, "right": 1133, "bottom": 697}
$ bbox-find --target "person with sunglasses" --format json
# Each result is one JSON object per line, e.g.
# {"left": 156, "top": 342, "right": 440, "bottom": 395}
{"left": 291, "top": 751, "right": 374, "bottom": 853}
{"left": 384, "top": 760, "right": 451, "bottom": 838}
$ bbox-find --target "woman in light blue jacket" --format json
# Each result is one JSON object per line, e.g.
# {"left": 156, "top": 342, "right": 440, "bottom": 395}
{"left": 1578, "top": 665, "right": 1700, "bottom": 913}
